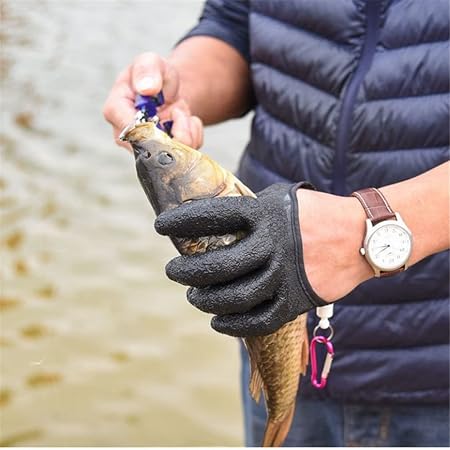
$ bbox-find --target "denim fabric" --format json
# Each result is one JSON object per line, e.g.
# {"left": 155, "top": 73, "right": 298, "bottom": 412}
{"left": 240, "top": 344, "right": 450, "bottom": 447}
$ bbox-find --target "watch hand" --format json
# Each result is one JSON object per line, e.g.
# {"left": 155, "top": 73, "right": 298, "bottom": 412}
{"left": 376, "top": 245, "right": 390, "bottom": 256}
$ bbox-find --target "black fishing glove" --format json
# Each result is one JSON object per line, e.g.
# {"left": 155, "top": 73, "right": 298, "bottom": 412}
{"left": 154, "top": 182, "right": 327, "bottom": 337}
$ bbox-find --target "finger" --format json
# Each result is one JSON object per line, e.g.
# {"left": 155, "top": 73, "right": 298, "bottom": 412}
{"left": 164, "top": 229, "right": 271, "bottom": 287}
{"left": 113, "top": 131, "right": 133, "bottom": 152}
{"left": 171, "top": 107, "right": 194, "bottom": 146}
{"left": 157, "top": 98, "right": 190, "bottom": 123}
{"left": 131, "top": 52, "right": 179, "bottom": 102}
{"left": 154, "top": 196, "right": 258, "bottom": 238}
{"left": 187, "top": 266, "right": 278, "bottom": 315}
{"left": 211, "top": 294, "right": 295, "bottom": 337}
{"left": 103, "top": 68, "right": 136, "bottom": 132}
{"left": 190, "top": 116, "right": 204, "bottom": 149}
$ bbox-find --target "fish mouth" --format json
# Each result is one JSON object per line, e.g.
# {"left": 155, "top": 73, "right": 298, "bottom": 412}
{"left": 131, "top": 143, "right": 150, "bottom": 160}
{"left": 130, "top": 137, "right": 168, "bottom": 161}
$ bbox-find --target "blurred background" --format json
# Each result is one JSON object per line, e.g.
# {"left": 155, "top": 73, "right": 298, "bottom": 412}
{"left": 0, "top": 0, "right": 252, "bottom": 445}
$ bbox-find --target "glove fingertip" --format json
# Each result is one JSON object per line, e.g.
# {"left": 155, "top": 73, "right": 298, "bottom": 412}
{"left": 187, "top": 288, "right": 213, "bottom": 314}
{"left": 153, "top": 216, "right": 167, "bottom": 236}
{"left": 210, "top": 316, "right": 226, "bottom": 334}
{"left": 154, "top": 214, "right": 171, "bottom": 236}
{"left": 165, "top": 257, "right": 187, "bottom": 284}
{"left": 186, "top": 286, "right": 200, "bottom": 306}
{"left": 211, "top": 316, "right": 241, "bottom": 337}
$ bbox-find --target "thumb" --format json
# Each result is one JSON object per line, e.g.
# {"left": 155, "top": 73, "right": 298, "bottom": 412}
{"left": 131, "top": 52, "right": 164, "bottom": 95}
{"left": 130, "top": 52, "right": 179, "bottom": 103}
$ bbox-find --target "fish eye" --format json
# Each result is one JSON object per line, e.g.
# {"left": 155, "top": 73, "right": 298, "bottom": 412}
{"left": 158, "top": 152, "right": 174, "bottom": 165}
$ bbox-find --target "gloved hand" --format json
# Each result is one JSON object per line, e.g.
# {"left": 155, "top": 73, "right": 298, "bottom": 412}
{"left": 154, "top": 182, "right": 327, "bottom": 337}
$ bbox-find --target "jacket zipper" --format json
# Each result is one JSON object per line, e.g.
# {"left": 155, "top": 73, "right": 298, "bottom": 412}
{"left": 332, "top": 0, "right": 382, "bottom": 195}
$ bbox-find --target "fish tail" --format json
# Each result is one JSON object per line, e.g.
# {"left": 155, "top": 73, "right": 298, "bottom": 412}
{"left": 262, "top": 406, "right": 295, "bottom": 447}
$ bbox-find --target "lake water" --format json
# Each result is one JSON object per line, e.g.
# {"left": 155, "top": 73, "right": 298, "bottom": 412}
{"left": 0, "top": 0, "right": 252, "bottom": 445}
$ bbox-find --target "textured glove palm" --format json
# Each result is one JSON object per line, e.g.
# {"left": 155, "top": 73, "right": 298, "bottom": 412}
{"left": 155, "top": 182, "right": 327, "bottom": 337}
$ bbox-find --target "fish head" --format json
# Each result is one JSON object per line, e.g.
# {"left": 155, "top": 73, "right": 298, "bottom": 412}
{"left": 122, "top": 122, "right": 228, "bottom": 215}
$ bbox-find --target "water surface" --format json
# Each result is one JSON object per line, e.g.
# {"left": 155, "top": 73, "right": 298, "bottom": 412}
{"left": 0, "top": 0, "right": 252, "bottom": 445}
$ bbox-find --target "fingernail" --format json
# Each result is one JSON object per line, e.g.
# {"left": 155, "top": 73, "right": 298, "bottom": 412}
{"left": 137, "top": 76, "right": 156, "bottom": 92}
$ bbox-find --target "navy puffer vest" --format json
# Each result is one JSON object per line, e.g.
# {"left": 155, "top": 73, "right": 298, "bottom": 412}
{"left": 184, "top": 0, "right": 449, "bottom": 403}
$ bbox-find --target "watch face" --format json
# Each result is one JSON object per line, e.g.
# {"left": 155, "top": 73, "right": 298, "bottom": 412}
{"left": 366, "top": 222, "right": 412, "bottom": 271}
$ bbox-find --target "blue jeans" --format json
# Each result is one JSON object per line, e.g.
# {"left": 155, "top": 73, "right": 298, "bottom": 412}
{"left": 240, "top": 345, "right": 450, "bottom": 447}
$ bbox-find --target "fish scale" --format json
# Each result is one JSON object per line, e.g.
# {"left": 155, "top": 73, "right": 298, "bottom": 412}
{"left": 123, "top": 121, "right": 309, "bottom": 447}
{"left": 247, "top": 315, "right": 308, "bottom": 423}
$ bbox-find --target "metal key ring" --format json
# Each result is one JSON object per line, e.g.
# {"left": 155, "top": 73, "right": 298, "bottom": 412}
{"left": 313, "top": 324, "right": 334, "bottom": 340}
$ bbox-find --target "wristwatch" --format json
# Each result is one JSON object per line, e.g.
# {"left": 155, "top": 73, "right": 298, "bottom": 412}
{"left": 352, "top": 187, "right": 413, "bottom": 278}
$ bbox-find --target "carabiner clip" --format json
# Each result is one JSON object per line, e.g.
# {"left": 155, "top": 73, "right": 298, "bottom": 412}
{"left": 310, "top": 335, "right": 334, "bottom": 389}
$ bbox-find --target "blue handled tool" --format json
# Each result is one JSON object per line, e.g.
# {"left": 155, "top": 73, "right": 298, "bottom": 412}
{"left": 134, "top": 92, "right": 164, "bottom": 120}
{"left": 119, "top": 92, "right": 173, "bottom": 141}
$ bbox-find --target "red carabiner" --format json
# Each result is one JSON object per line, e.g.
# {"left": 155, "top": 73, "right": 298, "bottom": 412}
{"left": 310, "top": 335, "right": 334, "bottom": 389}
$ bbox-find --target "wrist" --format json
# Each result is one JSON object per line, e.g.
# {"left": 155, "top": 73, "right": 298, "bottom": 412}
{"left": 344, "top": 196, "right": 374, "bottom": 285}
{"left": 296, "top": 188, "right": 372, "bottom": 303}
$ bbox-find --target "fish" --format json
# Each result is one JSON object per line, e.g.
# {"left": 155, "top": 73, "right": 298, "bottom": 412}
{"left": 122, "top": 122, "right": 309, "bottom": 447}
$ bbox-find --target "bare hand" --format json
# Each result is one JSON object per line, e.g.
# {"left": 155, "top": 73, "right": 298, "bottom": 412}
{"left": 103, "top": 52, "right": 203, "bottom": 150}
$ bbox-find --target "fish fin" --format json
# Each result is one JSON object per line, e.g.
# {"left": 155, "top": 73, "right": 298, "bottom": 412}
{"left": 262, "top": 406, "right": 295, "bottom": 447}
{"left": 300, "top": 318, "right": 309, "bottom": 375}
{"left": 249, "top": 363, "right": 263, "bottom": 404}
{"left": 233, "top": 177, "right": 256, "bottom": 198}
{"left": 245, "top": 337, "right": 264, "bottom": 403}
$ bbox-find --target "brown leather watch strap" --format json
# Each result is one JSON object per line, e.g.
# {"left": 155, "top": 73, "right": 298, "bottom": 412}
{"left": 351, "top": 187, "right": 396, "bottom": 225}
{"left": 352, "top": 187, "right": 404, "bottom": 277}
{"left": 380, "top": 267, "right": 404, "bottom": 278}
